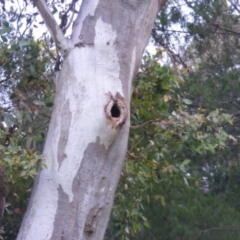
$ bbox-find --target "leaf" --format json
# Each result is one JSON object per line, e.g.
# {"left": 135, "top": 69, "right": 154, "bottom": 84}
{"left": 227, "top": 119, "right": 233, "bottom": 125}
{"left": 182, "top": 98, "right": 192, "bottom": 105}
{"left": 26, "top": 137, "right": 32, "bottom": 149}
{"left": 30, "top": 64, "right": 35, "bottom": 75}
{"left": 155, "top": 195, "right": 166, "bottom": 207}
{"left": 137, "top": 173, "right": 145, "bottom": 183}
{"left": 13, "top": 108, "right": 23, "bottom": 124}
{"left": 132, "top": 222, "right": 138, "bottom": 233}
{"left": 19, "top": 40, "right": 31, "bottom": 47}
{"left": 209, "top": 109, "right": 219, "bottom": 117}
{"left": 207, "top": 144, "right": 215, "bottom": 154}
{"left": 1, "top": 35, "right": 8, "bottom": 42}
{"left": 2, "top": 21, "right": 9, "bottom": 28}
{"left": 163, "top": 94, "right": 171, "bottom": 102}
{"left": 143, "top": 221, "right": 150, "bottom": 228}
{"left": 182, "top": 159, "right": 191, "bottom": 165}
{"left": 0, "top": 27, "right": 11, "bottom": 34}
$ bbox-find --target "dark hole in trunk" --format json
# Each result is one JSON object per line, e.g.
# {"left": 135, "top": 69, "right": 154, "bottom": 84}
{"left": 111, "top": 104, "right": 120, "bottom": 118}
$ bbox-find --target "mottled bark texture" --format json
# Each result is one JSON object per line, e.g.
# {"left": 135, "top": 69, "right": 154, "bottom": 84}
{"left": 17, "top": 0, "right": 167, "bottom": 239}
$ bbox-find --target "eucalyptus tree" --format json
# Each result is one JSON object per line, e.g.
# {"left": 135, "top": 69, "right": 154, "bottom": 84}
{"left": 16, "top": 0, "right": 168, "bottom": 239}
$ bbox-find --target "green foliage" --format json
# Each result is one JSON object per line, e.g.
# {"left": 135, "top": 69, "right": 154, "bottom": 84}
{"left": 0, "top": 145, "right": 41, "bottom": 239}
{"left": 136, "top": 187, "right": 240, "bottom": 240}
{"left": 106, "top": 50, "right": 237, "bottom": 239}
{"left": 0, "top": 5, "right": 55, "bottom": 238}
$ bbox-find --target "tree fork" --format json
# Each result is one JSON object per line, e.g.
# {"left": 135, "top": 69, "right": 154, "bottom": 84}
{"left": 17, "top": 0, "right": 168, "bottom": 239}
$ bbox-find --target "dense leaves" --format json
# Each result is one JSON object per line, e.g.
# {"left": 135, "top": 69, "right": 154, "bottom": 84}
{"left": 0, "top": 4, "right": 56, "bottom": 238}
{"left": 106, "top": 50, "right": 238, "bottom": 240}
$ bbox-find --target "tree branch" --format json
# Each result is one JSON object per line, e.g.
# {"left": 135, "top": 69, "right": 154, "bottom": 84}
{"left": 229, "top": 0, "right": 240, "bottom": 15}
{"left": 34, "top": 0, "right": 72, "bottom": 55}
{"left": 158, "top": 0, "right": 168, "bottom": 11}
{"left": 209, "top": 21, "right": 240, "bottom": 37}
{"left": 130, "top": 119, "right": 161, "bottom": 129}
{"left": 127, "top": 149, "right": 153, "bottom": 160}
{"left": 130, "top": 119, "right": 168, "bottom": 129}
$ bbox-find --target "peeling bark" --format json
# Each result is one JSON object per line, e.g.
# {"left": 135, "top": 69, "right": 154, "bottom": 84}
{"left": 17, "top": 0, "right": 168, "bottom": 239}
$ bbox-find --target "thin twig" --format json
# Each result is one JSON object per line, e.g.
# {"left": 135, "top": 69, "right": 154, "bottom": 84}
{"left": 127, "top": 149, "right": 153, "bottom": 160}
{"left": 130, "top": 119, "right": 162, "bottom": 129}
{"left": 209, "top": 22, "right": 240, "bottom": 37}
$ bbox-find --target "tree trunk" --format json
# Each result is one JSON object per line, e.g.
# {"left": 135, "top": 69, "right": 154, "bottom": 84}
{"left": 17, "top": 0, "right": 167, "bottom": 239}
